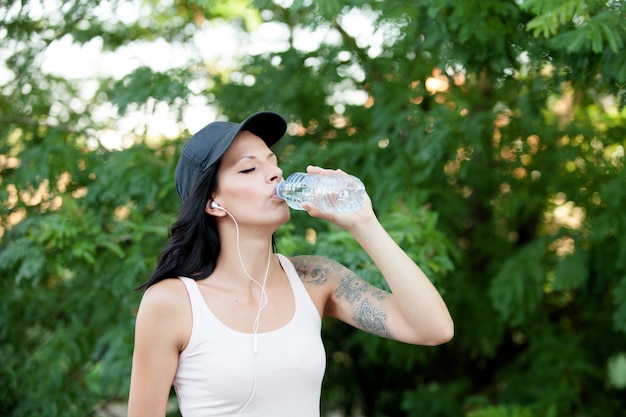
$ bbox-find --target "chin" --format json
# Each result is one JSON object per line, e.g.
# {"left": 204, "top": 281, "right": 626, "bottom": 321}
{"left": 276, "top": 206, "right": 291, "bottom": 225}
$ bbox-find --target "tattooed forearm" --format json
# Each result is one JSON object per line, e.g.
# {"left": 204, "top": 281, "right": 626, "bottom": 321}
{"left": 354, "top": 299, "right": 392, "bottom": 338}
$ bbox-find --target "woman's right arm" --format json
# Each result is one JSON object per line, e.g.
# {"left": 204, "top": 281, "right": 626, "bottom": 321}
{"left": 128, "top": 279, "right": 191, "bottom": 417}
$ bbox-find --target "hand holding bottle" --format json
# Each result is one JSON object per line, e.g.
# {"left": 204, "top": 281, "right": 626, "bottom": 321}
{"left": 276, "top": 167, "right": 366, "bottom": 213}
{"left": 280, "top": 166, "right": 375, "bottom": 230}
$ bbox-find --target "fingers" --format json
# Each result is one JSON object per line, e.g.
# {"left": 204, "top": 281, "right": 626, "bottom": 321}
{"left": 306, "top": 165, "right": 347, "bottom": 175}
{"left": 301, "top": 201, "right": 325, "bottom": 216}
{"left": 301, "top": 201, "right": 337, "bottom": 223}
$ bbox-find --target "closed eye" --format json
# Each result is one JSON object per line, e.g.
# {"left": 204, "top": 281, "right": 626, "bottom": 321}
{"left": 239, "top": 167, "right": 255, "bottom": 173}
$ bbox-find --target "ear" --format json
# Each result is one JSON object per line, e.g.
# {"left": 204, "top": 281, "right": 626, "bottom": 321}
{"left": 205, "top": 200, "right": 226, "bottom": 216}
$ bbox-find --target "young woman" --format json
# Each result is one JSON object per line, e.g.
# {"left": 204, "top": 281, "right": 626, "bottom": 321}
{"left": 127, "top": 111, "right": 454, "bottom": 417}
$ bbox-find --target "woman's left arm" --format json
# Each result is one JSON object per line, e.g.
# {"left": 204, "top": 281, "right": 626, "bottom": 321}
{"left": 302, "top": 166, "right": 454, "bottom": 346}
{"left": 348, "top": 216, "right": 454, "bottom": 345}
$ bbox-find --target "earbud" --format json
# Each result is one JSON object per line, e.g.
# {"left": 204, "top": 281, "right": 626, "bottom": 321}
{"left": 210, "top": 200, "right": 221, "bottom": 209}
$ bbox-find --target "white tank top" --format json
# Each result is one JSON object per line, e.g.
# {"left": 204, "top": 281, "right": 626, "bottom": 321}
{"left": 173, "top": 254, "right": 326, "bottom": 417}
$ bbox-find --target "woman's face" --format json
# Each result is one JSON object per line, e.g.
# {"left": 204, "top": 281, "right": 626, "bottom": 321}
{"left": 212, "top": 131, "right": 290, "bottom": 225}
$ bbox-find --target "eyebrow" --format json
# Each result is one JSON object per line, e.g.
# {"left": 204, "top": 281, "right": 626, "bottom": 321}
{"left": 238, "top": 152, "right": 277, "bottom": 162}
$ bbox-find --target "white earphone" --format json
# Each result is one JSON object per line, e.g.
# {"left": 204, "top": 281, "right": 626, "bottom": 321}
{"left": 209, "top": 198, "right": 270, "bottom": 414}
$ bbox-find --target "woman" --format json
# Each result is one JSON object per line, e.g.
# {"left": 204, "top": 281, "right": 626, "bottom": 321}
{"left": 127, "top": 111, "right": 454, "bottom": 417}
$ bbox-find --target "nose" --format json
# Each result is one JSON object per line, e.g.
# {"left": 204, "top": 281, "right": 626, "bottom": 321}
{"left": 268, "top": 165, "right": 283, "bottom": 183}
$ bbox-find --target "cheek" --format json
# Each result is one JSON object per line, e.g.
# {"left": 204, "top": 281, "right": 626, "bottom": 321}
{"left": 234, "top": 189, "right": 257, "bottom": 204}
{"left": 222, "top": 182, "right": 261, "bottom": 205}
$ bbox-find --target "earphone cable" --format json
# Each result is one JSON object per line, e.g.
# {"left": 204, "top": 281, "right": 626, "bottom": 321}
{"left": 219, "top": 207, "right": 271, "bottom": 415}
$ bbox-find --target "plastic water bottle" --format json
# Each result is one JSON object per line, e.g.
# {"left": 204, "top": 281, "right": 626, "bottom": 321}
{"left": 275, "top": 172, "right": 366, "bottom": 213}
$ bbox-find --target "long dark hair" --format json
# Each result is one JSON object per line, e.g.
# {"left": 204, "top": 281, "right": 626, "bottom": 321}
{"left": 137, "top": 161, "right": 221, "bottom": 290}
{"left": 138, "top": 158, "right": 277, "bottom": 290}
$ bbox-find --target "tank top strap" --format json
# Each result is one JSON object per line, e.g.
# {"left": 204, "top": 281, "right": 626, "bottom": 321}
{"left": 177, "top": 276, "right": 208, "bottom": 355}
{"left": 178, "top": 276, "right": 204, "bottom": 307}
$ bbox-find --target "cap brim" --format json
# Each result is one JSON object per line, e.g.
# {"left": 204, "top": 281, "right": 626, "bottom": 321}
{"left": 237, "top": 111, "right": 287, "bottom": 148}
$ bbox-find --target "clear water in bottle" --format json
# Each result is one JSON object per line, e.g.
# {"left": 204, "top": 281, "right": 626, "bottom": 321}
{"left": 275, "top": 172, "right": 366, "bottom": 213}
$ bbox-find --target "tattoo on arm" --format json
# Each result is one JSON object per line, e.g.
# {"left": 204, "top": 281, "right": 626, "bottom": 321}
{"left": 336, "top": 273, "right": 392, "bottom": 339}
{"left": 292, "top": 256, "right": 393, "bottom": 339}
{"left": 354, "top": 299, "right": 392, "bottom": 339}
{"left": 293, "top": 256, "right": 338, "bottom": 286}
{"left": 335, "top": 273, "right": 387, "bottom": 303}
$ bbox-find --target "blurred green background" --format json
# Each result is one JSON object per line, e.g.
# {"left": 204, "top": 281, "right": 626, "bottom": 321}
{"left": 1, "top": 0, "right": 625, "bottom": 416}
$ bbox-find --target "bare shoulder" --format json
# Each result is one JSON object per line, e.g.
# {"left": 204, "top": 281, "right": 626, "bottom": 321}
{"left": 139, "top": 278, "right": 189, "bottom": 312}
{"left": 288, "top": 255, "right": 347, "bottom": 286}
{"left": 135, "top": 278, "right": 191, "bottom": 350}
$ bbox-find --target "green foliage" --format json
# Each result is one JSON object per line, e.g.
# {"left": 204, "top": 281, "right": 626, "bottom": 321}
{"left": 110, "top": 66, "right": 196, "bottom": 115}
{"left": 2, "top": 0, "right": 626, "bottom": 415}
{"left": 467, "top": 404, "right": 557, "bottom": 417}
{"left": 0, "top": 139, "right": 174, "bottom": 415}
{"left": 520, "top": 0, "right": 588, "bottom": 37}
{"left": 489, "top": 240, "right": 547, "bottom": 326}
{"left": 613, "top": 277, "right": 626, "bottom": 334}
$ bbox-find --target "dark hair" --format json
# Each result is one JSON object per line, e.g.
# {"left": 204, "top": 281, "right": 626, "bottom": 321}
{"left": 137, "top": 160, "right": 221, "bottom": 290}
{"left": 138, "top": 157, "right": 277, "bottom": 290}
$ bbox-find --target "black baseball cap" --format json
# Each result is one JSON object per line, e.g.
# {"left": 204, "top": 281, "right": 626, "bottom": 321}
{"left": 174, "top": 111, "right": 287, "bottom": 201}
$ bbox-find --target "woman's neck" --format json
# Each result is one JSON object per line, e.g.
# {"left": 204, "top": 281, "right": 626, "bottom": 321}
{"left": 215, "top": 231, "right": 274, "bottom": 283}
